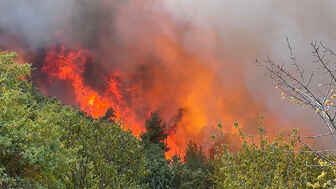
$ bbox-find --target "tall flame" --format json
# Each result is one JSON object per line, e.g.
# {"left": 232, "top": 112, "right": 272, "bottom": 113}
{"left": 0, "top": 0, "right": 296, "bottom": 158}
{"left": 41, "top": 46, "right": 143, "bottom": 135}
{"left": 32, "top": 35, "right": 281, "bottom": 158}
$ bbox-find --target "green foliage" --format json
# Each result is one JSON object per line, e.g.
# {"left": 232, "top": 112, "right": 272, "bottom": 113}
{"left": 0, "top": 52, "right": 147, "bottom": 188}
{"left": 140, "top": 114, "right": 213, "bottom": 189}
{"left": 142, "top": 143, "right": 174, "bottom": 189}
{"left": 184, "top": 142, "right": 209, "bottom": 170}
{"left": 141, "top": 112, "right": 168, "bottom": 151}
{"left": 212, "top": 127, "right": 336, "bottom": 189}
{"left": 306, "top": 159, "right": 336, "bottom": 188}
{"left": 141, "top": 113, "right": 174, "bottom": 189}
{"left": 2, "top": 51, "right": 336, "bottom": 188}
{"left": 62, "top": 114, "right": 147, "bottom": 189}
{"left": 171, "top": 142, "right": 214, "bottom": 189}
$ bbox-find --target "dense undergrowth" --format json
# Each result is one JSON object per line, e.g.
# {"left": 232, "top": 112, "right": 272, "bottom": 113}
{"left": 0, "top": 52, "right": 335, "bottom": 188}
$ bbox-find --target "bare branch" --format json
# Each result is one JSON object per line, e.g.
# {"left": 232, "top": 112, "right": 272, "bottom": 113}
{"left": 286, "top": 37, "right": 305, "bottom": 82}
{"left": 321, "top": 42, "right": 336, "bottom": 57}
{"left": 311, "top": 42, "right": 336, "bottom": 84}
{"left": 300, "top": 132, "right": 332, "bottom": 139}
{"left": 300, "top": 149, "right": 336, "bottom": 153}
{"left": 262, "top": 40, "right": 336, "bottom": 166}
{"left": 301, "top": 141, "right": 336, "bottom": 167}
{"left": 306, "top": 72, "right": 314, "bottom": 87}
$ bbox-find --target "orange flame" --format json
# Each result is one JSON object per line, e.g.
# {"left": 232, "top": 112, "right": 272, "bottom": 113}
{"left": 36, "top": 34, "right": 281, "bottom": 159}
{"left": 0, "top": 0, "right": 297, "bottom": 159}
{"left": 41, "top": 46, "right": 143, "bottom": 136}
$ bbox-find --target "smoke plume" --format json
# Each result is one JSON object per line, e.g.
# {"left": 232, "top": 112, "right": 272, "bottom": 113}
{"left": 1, "top": 0, "right": 335, "bottom": 156}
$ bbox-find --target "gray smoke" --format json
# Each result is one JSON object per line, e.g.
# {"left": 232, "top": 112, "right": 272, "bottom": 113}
{"left": 1, "top": 0, "right": 336, "bottom": 139}
{"left": 157, "top": 0, "right": 336, "bottom": 139}
{"left": 0, "top": 1, "right": 77, "bottom": 47}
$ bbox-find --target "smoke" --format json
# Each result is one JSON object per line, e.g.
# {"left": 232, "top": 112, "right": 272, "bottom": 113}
{"left": 0, "top": 1, "right": 77, "bottom": 47}
{"left": 1, "top": 0, "right": 336, "bottom": 153}
{"left": 162, "top": 0, "right": 336, "bottom": 44}
{"left": 2, "top": 0, "right": 336, "bottom": 56}
{"left": 160, "top": 0, "right": 336, "bottom": 131}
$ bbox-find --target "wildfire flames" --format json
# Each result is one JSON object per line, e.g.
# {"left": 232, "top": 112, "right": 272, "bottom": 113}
{"left": 40, "top": 45, "right": 142, "bottom": 135}
{"left": 0, "top": 1, "right": 289, "bottom": 158}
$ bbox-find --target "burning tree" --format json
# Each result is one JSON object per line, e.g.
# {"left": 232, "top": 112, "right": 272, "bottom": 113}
{"left": 260, "top": 38, "right": 336, "bottom": 165}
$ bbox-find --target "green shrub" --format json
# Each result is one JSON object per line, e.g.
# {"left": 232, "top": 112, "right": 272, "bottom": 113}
{"left": 0, "top": 52, "right": 147, "bottom": 188}
{"left": 2, "top": 51, "right": 336, "bottom": 188}
{"left": 171, "top": 142, "right": 214, "bottom": 189}
{"left": 212, "top": 126, "right": 336, "bottom": 189}
{"left": 141, "top": 113, "right": 174, "bottom": 189}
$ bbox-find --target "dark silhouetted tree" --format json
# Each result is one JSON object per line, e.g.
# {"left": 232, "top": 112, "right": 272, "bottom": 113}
{"left": 141, "top": 112, "right": 169, "bottom": 151}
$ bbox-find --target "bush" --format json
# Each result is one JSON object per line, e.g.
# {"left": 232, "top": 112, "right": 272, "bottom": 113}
{"left": 2, "top": 51, "right": 336, "bottom": 188}
{"left": 171, "top": 142, "right": 214, "bottom": 189}
{"left": 212, "top": 125, "right": 336, "bottom": 189}
{"left": 0, "top": 52, "right": 147, "bottom": 188}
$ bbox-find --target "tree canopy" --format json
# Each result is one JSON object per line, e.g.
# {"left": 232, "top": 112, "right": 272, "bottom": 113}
{"left": 1, "top": 51, "right": 336, "bottom": 188}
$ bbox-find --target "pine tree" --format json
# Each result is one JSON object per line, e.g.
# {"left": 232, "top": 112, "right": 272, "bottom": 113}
{"left": 141, "top": 112, "right": 168, "bottom": 151}
{"left": 141, "top": 112, "right": 174, "bottom": 188}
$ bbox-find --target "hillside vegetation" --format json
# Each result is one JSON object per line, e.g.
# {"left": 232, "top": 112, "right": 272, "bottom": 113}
{"left": 0, "top": 52, "right": 335, "bottom": 188}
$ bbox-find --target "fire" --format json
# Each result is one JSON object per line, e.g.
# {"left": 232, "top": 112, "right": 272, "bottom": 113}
{"left": 34, "top": 37, "right": 253, "bottom": 159}
{"left": 40, "top": 46, "right": 142, "bottom": 135}
{"left": 0, "top": 0, "right": 293, "bottom": 158}
{"left": 0, "top": 29, "right": 283, "bottom": 159}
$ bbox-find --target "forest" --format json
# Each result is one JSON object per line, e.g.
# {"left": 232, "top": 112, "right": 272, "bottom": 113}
{"left": 1, "top": 52, "right": 336, "bottom": 188}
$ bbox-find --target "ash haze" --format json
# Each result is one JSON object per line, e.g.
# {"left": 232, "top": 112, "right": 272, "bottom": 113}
{"left": 1, "top": 0, "right": 336, "bottom": 149}
{"left": 0, "top": 1, "right": 76, "bottom": 47}
{"left": 161, "top": 0, "right": 336, "bottom": 133}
